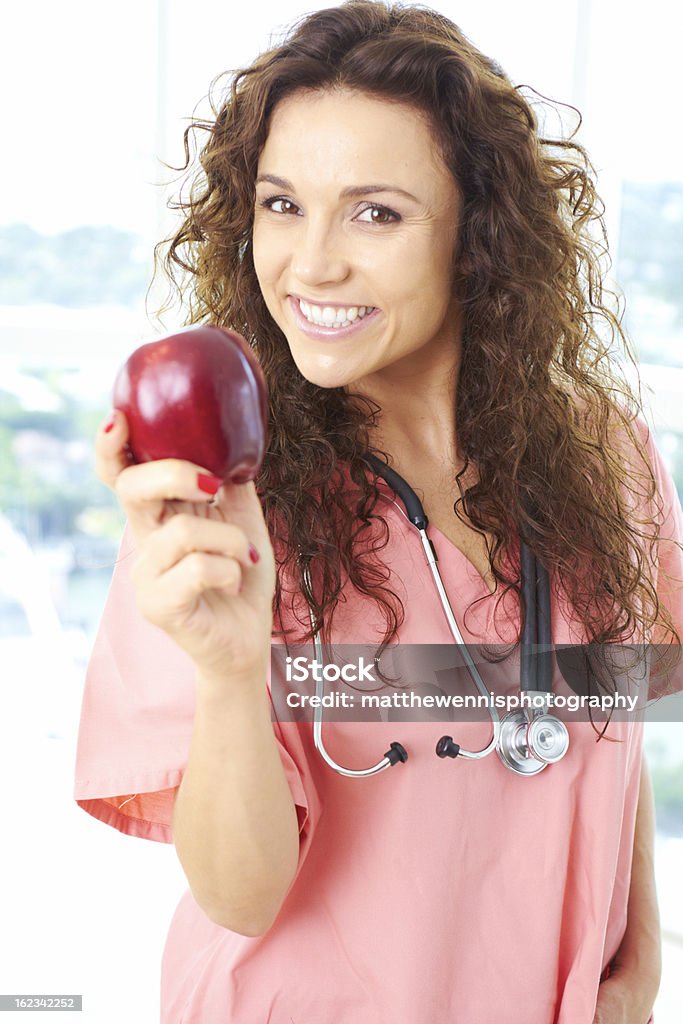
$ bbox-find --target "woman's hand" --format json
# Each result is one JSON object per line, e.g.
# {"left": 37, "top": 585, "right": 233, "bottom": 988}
{"left": 95, "top": 409, "right": 276, "bottom": 683}
{"left": 592, "top": 964, "right": 656, "bottom": 1024}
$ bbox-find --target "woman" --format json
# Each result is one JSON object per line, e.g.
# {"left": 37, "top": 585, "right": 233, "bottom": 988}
{"left": 74, "top": 2, "right": 682, "bottom": 1021}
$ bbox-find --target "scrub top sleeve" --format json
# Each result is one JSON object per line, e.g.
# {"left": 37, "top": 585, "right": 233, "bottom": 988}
{"left": 73, "top": 521, "right": 319, "bottom": 851}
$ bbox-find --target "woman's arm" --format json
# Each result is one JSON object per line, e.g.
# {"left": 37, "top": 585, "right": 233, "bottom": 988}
{"left": 172, "top": 669, "right": 301, "bottom": 937}
{"left": 593, "top": 752, "right": 662, "bottom": 1024}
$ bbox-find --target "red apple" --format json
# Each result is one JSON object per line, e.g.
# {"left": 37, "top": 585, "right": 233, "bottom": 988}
{"left": 112, "top": 324, "right": 268, "bottom": 483}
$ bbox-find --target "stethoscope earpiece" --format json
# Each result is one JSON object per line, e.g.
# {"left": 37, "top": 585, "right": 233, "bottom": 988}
{"left": 385, "top": 742, "right": 409, "bottom": 765}
{"left": 435, "top": 736, "right": 460, "bottom": 759}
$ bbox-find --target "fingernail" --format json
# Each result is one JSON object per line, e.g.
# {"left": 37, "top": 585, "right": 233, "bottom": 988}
{"left": 248, "top": 543, "right": 260, "bottom": 564}
{"left": 197, "top": 473, "right": 223, "bottom": 494}
{"left": 103, "top": 411, "right": 117, "bottom": 434}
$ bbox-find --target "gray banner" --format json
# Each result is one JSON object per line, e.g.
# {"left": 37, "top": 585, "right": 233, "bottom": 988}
{"left": 0, "top": 996, "right": 82, "bottom": 1011}
{"left": 270, "top": 644, "right": 683, "bottom": 722}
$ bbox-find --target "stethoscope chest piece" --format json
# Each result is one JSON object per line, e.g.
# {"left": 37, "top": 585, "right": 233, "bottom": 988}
{"left": 496, "top": 711, "right": 570, "bottom": 776}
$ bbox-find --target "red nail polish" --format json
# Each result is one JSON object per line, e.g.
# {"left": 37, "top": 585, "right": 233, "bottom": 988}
{"left": 248, "top": 543, "right": 260, "bottom": 564}
{"left": 103, "top": 412, "right": 117, "bottom": 433}
{"left": 197, "top": 473, "right": 223, "bottom": 494}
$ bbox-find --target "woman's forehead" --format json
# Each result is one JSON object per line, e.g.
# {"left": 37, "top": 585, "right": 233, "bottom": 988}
{"left": 258, "top": 89, "right": 455, "bottom": 197}
{"left": 265, "top": 87, "right": 435, "bottom": 142}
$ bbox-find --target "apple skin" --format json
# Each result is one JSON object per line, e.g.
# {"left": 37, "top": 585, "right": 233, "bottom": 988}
{"left": 112, "top": 324, "right": 268, "bottom": 484}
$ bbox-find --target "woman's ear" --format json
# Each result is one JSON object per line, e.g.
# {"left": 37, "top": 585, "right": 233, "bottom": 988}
{"left": 451, "top": 256, "right": 471, "bottom": 299}
{"left": 451, "top": 236, "right": 472, "bottom": 279}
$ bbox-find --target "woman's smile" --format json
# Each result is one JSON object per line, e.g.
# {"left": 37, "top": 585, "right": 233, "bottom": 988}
{"left": 288, "top": 294, "right": 382, "bottom": 341}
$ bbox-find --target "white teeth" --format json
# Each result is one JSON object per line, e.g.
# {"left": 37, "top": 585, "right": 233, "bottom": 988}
{"left": 297, "top": 299, "right": 374, "bottom": 329}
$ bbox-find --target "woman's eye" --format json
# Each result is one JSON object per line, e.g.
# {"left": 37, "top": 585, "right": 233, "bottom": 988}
{"left": 257, "top": 197, "right": 399, "bottom": 224}
{"left": 259, "top": 197, "right": 300, "bottom": 215}
{"left": 355, "top": 204, "right": 400, "bottom": 225}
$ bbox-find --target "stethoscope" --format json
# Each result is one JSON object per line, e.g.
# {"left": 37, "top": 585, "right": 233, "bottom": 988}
{"left": 300, "top": 452, "right": 570, "bottom": 778}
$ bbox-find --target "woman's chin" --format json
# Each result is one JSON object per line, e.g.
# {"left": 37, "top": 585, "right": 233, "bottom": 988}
{"left": 292, "top": 361, "right": 356, "bottom": 392}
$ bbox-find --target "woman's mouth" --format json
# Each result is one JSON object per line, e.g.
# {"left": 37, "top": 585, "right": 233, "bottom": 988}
{"left": 288, "top": 295, "right": 381, "bottom": 340}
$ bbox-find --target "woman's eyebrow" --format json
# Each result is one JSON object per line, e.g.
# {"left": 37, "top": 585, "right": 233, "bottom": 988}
{"left": 255, "top": 173, "right": 419, "bottom": 203}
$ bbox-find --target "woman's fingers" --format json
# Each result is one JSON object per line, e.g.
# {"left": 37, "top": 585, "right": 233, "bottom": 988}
{"left": 92, "top": 411, "right": 274, "bottom": 677}
{"left": 130, "top": 515, "right": 261, "bottom": 633}
{"left": 132, "top": 513, "right": 253, "bottom": 581}
{"left": 114, "top": 458, "right": 224, "bottom": 509}
{"left": 94, "top": 411, "right": 272, "bottom": 607}
{"left": 95, "top": 409, "right": 133, "bottom": 489}
{"left": 95, "top": 409, "right": 223, "bottom": 521}
{"left": 135, "top": 552, "right": 243, "bottom": 627}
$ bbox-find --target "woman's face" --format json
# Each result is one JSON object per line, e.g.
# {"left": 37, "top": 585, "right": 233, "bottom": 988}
{"left": 252, "top": 88, "right": 463, "bottom": 393}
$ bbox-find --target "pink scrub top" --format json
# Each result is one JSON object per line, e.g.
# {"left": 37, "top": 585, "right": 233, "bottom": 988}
{"left": 74, "top": 420, "right": 682, "bottom": 1023}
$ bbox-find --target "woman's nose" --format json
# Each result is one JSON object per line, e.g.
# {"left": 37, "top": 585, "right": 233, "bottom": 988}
{"left": 290, "top": 218, "right": 349, "bottom": 287}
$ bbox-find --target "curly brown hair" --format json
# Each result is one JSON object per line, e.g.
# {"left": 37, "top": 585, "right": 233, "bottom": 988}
{"left": 149, "top": 0, "right": 681, "bottom": 682}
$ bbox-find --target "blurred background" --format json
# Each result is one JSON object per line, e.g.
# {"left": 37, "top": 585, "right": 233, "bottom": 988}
{"left": 0, "top": 0, "right": 681, "bottom": 1020}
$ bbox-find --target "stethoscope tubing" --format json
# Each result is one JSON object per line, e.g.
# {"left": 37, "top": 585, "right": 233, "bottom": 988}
{"left": 299, "top": 453, "right": 568, "bottom": 777}
{"left": 416, "top": 526, "right": 501, "bottom": 757}
{"left": 307, "top": 600, "right": 400, "bottom": 777}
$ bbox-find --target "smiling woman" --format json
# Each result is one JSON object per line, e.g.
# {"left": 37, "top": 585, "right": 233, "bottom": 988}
{"left": 74, "top": 2, "right": 682, "bottom": 1023}
{"left": 152, "top": 0, "right": 680, "bottom": 664}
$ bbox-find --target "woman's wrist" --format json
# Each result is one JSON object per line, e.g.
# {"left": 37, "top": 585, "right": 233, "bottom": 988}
{"left": 195, "top": 661, "right": 270, "bottom": 706}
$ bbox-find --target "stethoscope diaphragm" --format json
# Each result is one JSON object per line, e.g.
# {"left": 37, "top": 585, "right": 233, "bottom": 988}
{"left": 496, "top": 711, "right": 570, "bottom": 775}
